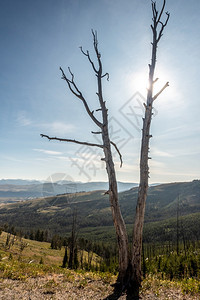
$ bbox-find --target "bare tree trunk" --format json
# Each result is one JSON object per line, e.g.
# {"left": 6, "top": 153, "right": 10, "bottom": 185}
{"left": 103, "top": 131, "right": 129, "bottom": 287}
{"left": 94, "top": 35, "right": 129, "bottom": 286}
{"left": 41, "top": 30, "right": 129, "bottom": 287}
{"left": 130, "top": 1, "right": 169, "bottom": 298}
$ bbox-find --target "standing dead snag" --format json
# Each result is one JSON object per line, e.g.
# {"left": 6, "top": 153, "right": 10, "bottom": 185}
{"left": 130, "top": 0, "right": 169, "bottom": 298}
{"left": 41, "top": 30, "right": 129, "bottom": 285}
{"left": 41, "top": 0, "right": 170, "bottom": 297}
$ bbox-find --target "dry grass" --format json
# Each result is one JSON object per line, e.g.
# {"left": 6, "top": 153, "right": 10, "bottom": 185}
{"left": 0, "top": 272, "right": 199, "bottom": 299}
{"left": 0, "top": 232, "right": 199, "bottom": 299}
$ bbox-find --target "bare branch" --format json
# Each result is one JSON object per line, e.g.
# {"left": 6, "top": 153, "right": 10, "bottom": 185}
{"left": 101, "top": 72, "right": 109, "bottom": 81}
{"left": 101, "top": 157, "right": 106, "bottom": 162}
{"left": 92, "top": 29, "right": 102, "bottom": 73}
{"left": 60, "top": 67, "right": 82, "bottom": 99}
{"left": 153, "top": 81, "right": 169, "bottom": 100}
{"left": 157, "top": 0, "right": 166, "bottom": 25}
{"left": 153, "top": 78, "right": 159, "bottom": 84}
{"left": 40, "top": 134, "right": 104, "bottom": 148}
{"left": 157, "top": 11, "right": 170, "bottom": 43}
{"left": 91, "top": 131, "right": 102, "bottom": 134}
{"left": 151, "top": 0, "right": 170, "bottom": 45}
{"left": 151, "top": 1, "right": 158, "bottom": 20}
{"left": 110, "top": 141, "right": 123, "bottom": 167}
{"left": 92, "top": 30, "right": 99, "bottom": 57}
{"left": 143, "top": 103, "right": 147, "bottom": 109}
{"left": 60, "top": 67, "right": 103, "bottom": 129}
{"left": 104, "top": 190, "right": 110, "bottom": 195}
{"left": 79, "top": 46, "right": 98, "bottom": 74}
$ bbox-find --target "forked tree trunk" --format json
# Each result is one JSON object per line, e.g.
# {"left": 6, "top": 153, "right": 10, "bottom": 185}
{"left": 41, "top": 2, "right": 169, "bottom": 297}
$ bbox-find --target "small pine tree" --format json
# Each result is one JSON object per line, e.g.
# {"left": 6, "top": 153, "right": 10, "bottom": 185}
{"left": 74, "top": 247, "right": 79, "bottom": 269}
{"left": 62, "top": 247, "right": 68, "bottom": 268}
{"left": 39, "top": 257, "right": 44, "bottom": 264}
{"left": 29, "top": 230, "right": 34, "bottom": 240}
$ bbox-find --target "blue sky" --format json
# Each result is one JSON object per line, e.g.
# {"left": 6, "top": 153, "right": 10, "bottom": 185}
{"left": 0, "top": 0, "right": 199, "bottom": 183}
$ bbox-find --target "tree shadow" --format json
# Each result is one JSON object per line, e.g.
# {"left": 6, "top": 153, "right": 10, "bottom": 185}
{"left": 103, "top": 291, "right": 123, "bottom": 300}
{"left": 103, "top": 283, "right": 124, "bottom": 300}
{"left": 103, "top": 285, "right": 141, "bottom": 300}
{"left": 104, "top": 292, "right": 141, "bottom": 300}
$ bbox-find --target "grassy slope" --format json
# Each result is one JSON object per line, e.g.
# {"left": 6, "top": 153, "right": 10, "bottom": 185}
{"left": 0, "top": 232, "right": 199, "bottom": 299}
{"left": 0, "top": 231, "right": 65, "bottom": 266}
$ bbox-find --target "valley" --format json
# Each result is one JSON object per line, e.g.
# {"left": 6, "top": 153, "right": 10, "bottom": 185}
{"left": 0, "top": 180, "right": 199, "bottom": 243}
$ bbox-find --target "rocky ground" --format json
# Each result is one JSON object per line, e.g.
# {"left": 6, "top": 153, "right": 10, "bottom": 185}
{"left": 0, "top": 273, "right": 199, "bottom": 300}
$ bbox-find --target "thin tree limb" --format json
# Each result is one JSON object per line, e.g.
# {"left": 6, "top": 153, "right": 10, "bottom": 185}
{"left": 110, "top": 141, "right": 123, "bottom": 167}
{"left": 153, "top": 81, "right": 169, "bottom": 100}
{"left": 60, "top": 67, "right": 103, "bottom": 129}
{"left": 91, "top": 131, "right": 102, "bottom": 134}
{"left": 92, "top": 30, "right": 102, "bottom": 74}
{"left": 101, "top": 72, "right": 109, "bottom": 81}
{"left": 157, "top": 0, "right": 166, "bottom": 25}
{"left": 40, "top": 134, "right": 104, "bottom": 148}
{"left": 79, "top": 47, "right": 98, "bottom": 74}
{"left": 151, "top": 1, "right": 157, "bottom": 20}
{"left": 153, "top": 78, "right": 159, "bottom": 84}
{"left": 151, "top": 0, "right": 170, "bottom": 45}
{"left": 157, "top": 12, "right": 170, "bottom": 43}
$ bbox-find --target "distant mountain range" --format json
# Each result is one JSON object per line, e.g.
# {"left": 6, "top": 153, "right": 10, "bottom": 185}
{"left": 0, "top": 179, "right": 41, "bottom": 185}
{"left": 0, "top": 180, "right": 199, "bottom": 243}
{"left": 0, "top": 179, "right": 137, "bottom": 203}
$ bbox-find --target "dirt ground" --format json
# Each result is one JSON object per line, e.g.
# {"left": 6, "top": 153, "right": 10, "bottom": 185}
{"left": 0, "top": 274, "right": 199, "bottom": 300}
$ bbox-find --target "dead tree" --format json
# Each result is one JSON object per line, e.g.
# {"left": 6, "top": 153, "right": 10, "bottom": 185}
{"left": 41, "top": 1, "right": 169, "bottom": 297}
{"left": 130, "top": 0, "right": 169, "bottom": 298}
{"left": 41, "top": 30, "right": 129, "bottom": 285}
{"left": 68, "top": 209, "right": 78, "bottom": 269}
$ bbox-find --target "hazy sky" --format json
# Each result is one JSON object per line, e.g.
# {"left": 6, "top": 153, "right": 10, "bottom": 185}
{"left": 0, "top": 0, "right": 200, "bottom": 184}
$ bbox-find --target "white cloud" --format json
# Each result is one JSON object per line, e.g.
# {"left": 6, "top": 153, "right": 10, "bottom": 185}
{"left": 34, "top": 149, "right": 63, "bottom": 156}
{"left": 16, "top": 112, "right": 75, "bottom": 137}
{"left": 151, "top": 147, "right": 174, "bottom": 158}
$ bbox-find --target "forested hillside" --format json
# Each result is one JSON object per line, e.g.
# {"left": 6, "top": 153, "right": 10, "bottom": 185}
{"left": 0, "top": 180, "right": 199, "bottom": 243}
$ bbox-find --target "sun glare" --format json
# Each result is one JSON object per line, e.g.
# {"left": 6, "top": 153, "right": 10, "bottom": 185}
{"left": 129, "top": 68, "right": 174, "bottom": 103}
{"left": 131, "top": 72, "right": 149, "bottom": 96}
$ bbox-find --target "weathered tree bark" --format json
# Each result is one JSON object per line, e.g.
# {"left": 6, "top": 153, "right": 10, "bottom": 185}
{"left": 90, "top": 31, "right": 129, "bottom": 285}
{"left": 129, "top": 1, "right": 169, "bottom": 298}
{"left": 41, "top": 30, "right": 129, "bottom": 286}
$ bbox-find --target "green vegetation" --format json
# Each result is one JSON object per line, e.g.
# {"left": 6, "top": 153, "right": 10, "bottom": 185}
{"left": 0, "top": 180, "right": 199, "bottom": 297}
{"left": 0, "top": 231, "right": 115, "bottom": 282}
{"left": 142, "top": 241, "right": 200, "bottom": 280}
{"left": 0, "top": 231, "right": 199, "bottom": 298}
{"left": 0, "top": 180, "right": 199, "bottom": 243}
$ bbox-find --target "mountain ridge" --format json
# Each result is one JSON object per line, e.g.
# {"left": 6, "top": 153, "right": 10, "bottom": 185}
{"left": 0, "top": 180, "right": 199, "bottom": 243}
{"left": 0, "top": 180, "right": 137, "bottom": 203}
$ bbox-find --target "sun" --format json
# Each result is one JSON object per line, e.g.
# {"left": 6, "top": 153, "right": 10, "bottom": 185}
{"left": 129, "top": 68, "right": 172, "bottom": 100}
{"left": 131, "top": 71, "right": 149, "bottom": 96}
